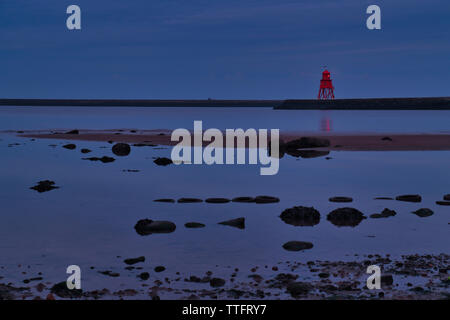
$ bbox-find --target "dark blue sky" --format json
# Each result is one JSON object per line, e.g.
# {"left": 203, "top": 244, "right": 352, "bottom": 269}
{"left": 1, "top": 0, "right": 449, "bottom": 99}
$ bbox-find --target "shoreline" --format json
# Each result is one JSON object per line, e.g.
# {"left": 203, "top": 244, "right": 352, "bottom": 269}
{"left": 17, "top": 130, "right": 450, "bottom": 152}
{"left": 1, "top": 97, "right": 450, "bottom": 109}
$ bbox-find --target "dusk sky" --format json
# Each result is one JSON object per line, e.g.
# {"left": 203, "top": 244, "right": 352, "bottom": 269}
{"left": 1, "top": 0, "right": 449, "bottom": 99}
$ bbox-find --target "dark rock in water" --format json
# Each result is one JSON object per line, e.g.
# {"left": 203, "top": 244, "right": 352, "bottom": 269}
{"left": 284, "top": 137, "right": 330, "bottom": 149}
{"left": 254, "top": 195, "right": 280, "bottom": 204}
{"left": 30, "top": 180, "right": 59, "bottom": 193}
{"left": 82, "top": 156, "right": 115, "bottom": 163}
{"left": 112, "top": 143, "right": 131, "bottom": 156}
{"left": 178, "top": 198, "right": 203, "bottom": 203}
{"left": 218, "top": 217, "right": 245, "bottom": 229}
{"left": 374, "top": 197, "right": 394, "bottom": 200}
{"left": 138, "top": 272, "right": 150, "bottom": 280}
{"left": 327, "top": 207, "right": 366, "bottom": 227}
{"left": 279, "top": 206, "right": 320, "bottom": 226}
{"left": 50, "top": 282, "right": 82, "bottom": 298}
{"left": 444, "top": 194, "right": 450, "bottom": 201}
{"left": 232, "top": 197, "right": 255, "bottom": 203}
{"left": 282, "top": 241, "right": 313, "bottom": 252}
{"left": 133, "top": 143, "right": 157, "bottom": 147}
{"left": 205, "top": 198, "right": 230, "bottom": 204}
{"left": 185, "top": 222, "right": 205, "bottom": 228}
{"left": 80, "top": 148, "right": 91, "bottom": 154}
{"left": 381, "top": 137, "right": 393, "bottom": 141}
{"left": 154, "top": 199, "right": 175, "bottom": 203}
{"left": 329, "top": 196, "right": 353, "bottom": 203}
{"left": 65, "top": 130, "right": 79, "bottom": 135}
{"left": 210, "top": 278, "right": 225, "bottom": 288}
{"left": 286, "top": 282, "right": 312, "bottom": 297}
{"left": 396, "top": 194, "right": 422, "bottom": 202}
{"left": 154, "top": 266, "right": 165, "bottom": 273}
{"left": 99, "top": 271, "right": 120, "bottom": 277}
{"left": 436, "top": 201, "right": 450, "bottom": 206}
{"left": 124, "top": 256, "right": 145, "bottom": 265}
{"left": 411, "top": 208, "right": 434, "bottom": 218}
{"left": 381, "top": 274, "right": 394, "bottom": 286}
{"left": 63, "top": 144, "right": 76, "bottom": 150}
{"left": 134, "top": 219, "right": 176, "bottom": 235}
{"left": 287, "top": 150, "right": 330, "bottom": 159}
{"left": 153, "top": 157, "right": 173, "bottom": 166}
{"left": 370, "top": 208, "right": 397, "bottom": 219}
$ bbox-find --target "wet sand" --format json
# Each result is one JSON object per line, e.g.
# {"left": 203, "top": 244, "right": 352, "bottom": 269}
{"left": 18, "top": 130, "right": 450, "bottom": 151}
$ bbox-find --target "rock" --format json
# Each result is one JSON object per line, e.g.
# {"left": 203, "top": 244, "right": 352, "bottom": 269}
{"left": 63, "top": 144, "right": 76, "bottom": 150}
{"left": 153, "top": 157, "right": 173, "bottom": 166}
{"left": 436, "top": 201, "right": 450, "bottom": 206}
{"left": 65, "top": 130, "right": 79, "bottom": 135}
{"left": 134, "top": 219, "right": 176, "bottom": 235}
{"left": 327, "top": 207, "right": 366, "bottom": 227}
{"left": 218, "top": 217, "right": 245, "bottom": 229}
{"left": 154, "top": 266, "right": 165, "bottom": 273}
{"left": 444, "top": 194, "right": 450, "bottom": 201}
{"left": 112, "top": 143, "right": 131, "bottom": 156}
{"left": 232, "top": 197, "right": 255, "bottom": 203}
{"left": 99, "top": 271, "right": 120, "bottom": 277}
{"left": 138, "top": 272, "right": 149, "bottom": 280}
{"left": 80, "top": 148, "right": 91, "bottom": 154}
{"left": 133, "top": 143, "right": 157, "bottom": 147}
{"left": 370, "top": 208, "right": 397, "bottom": 219}
{"left": 123, "top": 256, "right": 145, "bottom": 265}
{"left": 411, "top": 208, "right": 434, "bottom": 218}
{"left": 286, "top": 282, "right": 312, "bottom": 297}
{"left": 30, "top": 180, "right": 59, "bottom": 193}
{"left": 279, "top": 206, "right": 320, "bottom": 226}
{"left": 82, "top": 156, "right": 115, "bottom": 163}
{"left": 185, "top": 222, "right": 206, "bottom": 228}
{"left": 154, "top": 199, "right": 175, "bottom": 203}
{"left": 210, "top": 278, "right": 225, "bottom": 288}
{"left": 254, "top": 195, "right": 280, "bottom": 204}
{"left": 381, "top": 274, "right": 394, "bottom": 286}
{"left": 329, "top": 196, "right": 353, "bottom": 203}
{"left": 284, "top": 137, "right": 330, "bottom": 149}
{"left": 286, "top": 149, "right": 330, "bottom": 159}
{"left": 318, "top": 272, "right": 330, "bottom": 279}
{"left": 50, "top": 281, "right": 82, "bottom": 298}
{"left": 396, "top": 194, "right": 422, "bottom": 202}
{"left": 178, "top": 198, "right": 203, "bottom": 203}
{"left": 374, "top": 197, "right": 394, "bottom": 200}
{"left": 282, "top": 241, "right": 313, "bottom": 252}
{"left": 205, "top": 198, "right": 230, "bottom": 203}
{"left": 381, "top": 137, "right": 393, "bottom": 141}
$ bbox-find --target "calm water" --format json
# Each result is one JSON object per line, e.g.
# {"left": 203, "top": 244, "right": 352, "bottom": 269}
{"left": 0, "top": 106, "right": 449, "bottom": 294}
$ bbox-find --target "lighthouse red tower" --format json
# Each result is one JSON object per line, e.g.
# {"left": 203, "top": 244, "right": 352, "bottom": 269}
{"left": 317, "top": 69, "right": 335, "bottom": 100}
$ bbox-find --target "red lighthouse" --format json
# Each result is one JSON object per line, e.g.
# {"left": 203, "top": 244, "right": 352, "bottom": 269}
{"left": 317, "top": 69, "right": 335, "bottom": 100}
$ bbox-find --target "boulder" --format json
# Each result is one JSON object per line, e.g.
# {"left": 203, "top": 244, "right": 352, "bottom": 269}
{"left": 411, "top": 208, "right": 434, "bottom": 218}
{"left": 178, "top": 198, "right": 203, "bottom": 203}
{"left": 254, "top": 195, "right": 280, "bottom": 204}
{"left": 396, "top": 194, "right": 422, "bottom": 202}
{"left": 444, "top": 194, "right": 450, "bottom": 201}
{"left": 112, "top": 143, "right": 131, "bottom": 156}
{"left": 231, "top": 197, "right": 255, "bottom": 203}
{"left": 153, "top": 157, "right": 173, "bottom": 166}
{"left": 80, "top": 148, "right": 91, "bottom": 154}
{"left": 282, "top": 241, "right": 314, "bottom": 252}
{"left": 185, "top": 222, "right": 206, "bottom": 228}
{"left": 205, "top": 198, "right": 230, "bottom": 203}
{"left": 154, "top": 199, "right": 175, "bottom": 203}
{"left": 286, "top": 282, "right": 312, "bottom": 297}
{"left": 210, "top": 278, "right": 226, "bottom": 288}
{"left": 436, "top": 201, "right": 450, "bottom": 206}
{"left": 50, "top": 282, "right": 82, "bottom": 299}
{"left": 329, "top": 196, "right": 353, "bottom": 203}
{"left": 218, "top": 217, "right": 245, "bottom": 229}
{"left": 134, "top": 219, "right": 176, "bottom": 235}
{"left": 82, "top": 156, "right": 115, "bottom": 163}
{"left": 370, "top": 208, "right": 397, "bottom": 219}
{"left": 154, "top": 266, "right": 166, "bottom": 273}
{"left": 279, "top": 206, "right": 320, "bottom": 226}
{"left": 327, "top": 207, "right": 366, "bottom": 227}
{"left": 63, "top": 144, "right": 76, "bottom": 150}
{"left": 123, "top": 256, "right": 145, "bottom": 265}
{"left": 30, "top": 180, "right": 59, "bottom": 193}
